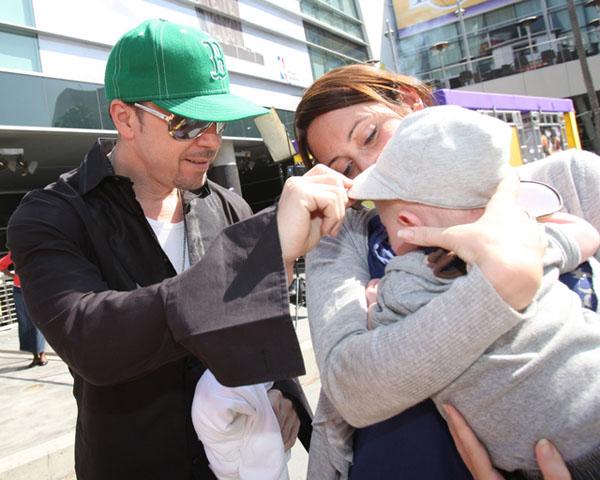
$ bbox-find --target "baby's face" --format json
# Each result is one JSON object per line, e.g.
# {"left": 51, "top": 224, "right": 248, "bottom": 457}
{"left": 375, "top": 200, "right": 420, "bottom": 256}
{"left": 376, "top": 200, "right": 483, "bottom": 256}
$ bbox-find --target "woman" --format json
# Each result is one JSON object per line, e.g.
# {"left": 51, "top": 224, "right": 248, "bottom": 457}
{"left": 295, "top": 64, "right": 599, "bottom": 479}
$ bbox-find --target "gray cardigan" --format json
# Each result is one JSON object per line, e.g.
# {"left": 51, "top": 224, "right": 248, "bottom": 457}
{"left": 306, "top": 149, "right": 600, "bottom": 479}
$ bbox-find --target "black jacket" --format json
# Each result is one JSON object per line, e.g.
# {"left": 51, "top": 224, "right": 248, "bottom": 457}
{"left": 8, "top": 139, "right": 311, "bottom": 480}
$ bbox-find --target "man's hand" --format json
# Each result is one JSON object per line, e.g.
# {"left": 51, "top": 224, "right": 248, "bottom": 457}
{"left": 277, "top": 165, "right": 352, "bottom": 272}
{"left": 444, "top": 404, "right": 571, "bottom": 480}
{"left": 268, "top": 388, "right": 301, "bottom": 451}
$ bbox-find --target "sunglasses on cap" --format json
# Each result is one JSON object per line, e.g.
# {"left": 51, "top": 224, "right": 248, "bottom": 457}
{"left": 133, "top": 103, "right": 225, "bottom": 140}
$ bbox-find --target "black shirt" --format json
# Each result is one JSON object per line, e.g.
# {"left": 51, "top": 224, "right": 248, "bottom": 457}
{"left": 8, "top": 139, "right": 310, "bottom": 479}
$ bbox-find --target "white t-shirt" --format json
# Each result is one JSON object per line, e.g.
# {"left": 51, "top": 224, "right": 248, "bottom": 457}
{"left": 146, "top": 217, "right": 190, "bottom": 274}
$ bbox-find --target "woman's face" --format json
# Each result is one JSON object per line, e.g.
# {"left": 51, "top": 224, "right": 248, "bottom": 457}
{"left": 306, "top": 101, "right": 415, "bottom": 178}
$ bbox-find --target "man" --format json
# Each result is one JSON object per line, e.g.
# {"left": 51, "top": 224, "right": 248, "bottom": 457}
{"left": 7, "top": 19, "right": 349, "bottom": 479}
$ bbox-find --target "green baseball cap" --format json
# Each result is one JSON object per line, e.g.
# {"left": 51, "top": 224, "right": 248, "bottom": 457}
{"left": 104, "top": 19, "right": 268, "bottom": 122}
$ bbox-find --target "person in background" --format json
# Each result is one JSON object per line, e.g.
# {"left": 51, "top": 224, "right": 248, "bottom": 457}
{"left": 7, "top": 19, "right": 350, "bottom": 480}
{"left": 0, "top": 251, "right": 47, "bottom": 367}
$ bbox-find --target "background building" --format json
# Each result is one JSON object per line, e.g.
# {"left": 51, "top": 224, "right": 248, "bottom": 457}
{"left": 381, "top": 0, "right": 600, "bottom": 151}
{"left": 0, "top": 0, "right": 381, "bottom": 254}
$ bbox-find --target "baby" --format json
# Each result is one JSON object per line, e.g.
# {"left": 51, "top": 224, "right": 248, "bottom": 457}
{"left": 349, "top": 105, "right": 600, "bottom": 479}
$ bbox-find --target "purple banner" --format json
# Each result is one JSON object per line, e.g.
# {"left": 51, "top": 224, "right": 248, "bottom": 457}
{"left": 434, "top": 89, "right": 574, "bottom": 112}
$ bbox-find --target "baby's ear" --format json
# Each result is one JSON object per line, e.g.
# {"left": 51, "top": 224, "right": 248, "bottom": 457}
{"left": 397, "top": 209, "right": 423, "bottom": 227}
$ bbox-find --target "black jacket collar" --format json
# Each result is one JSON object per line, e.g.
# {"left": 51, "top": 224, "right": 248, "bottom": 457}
{"left": 78, "top": 138, "right": 212, "bottom": 203}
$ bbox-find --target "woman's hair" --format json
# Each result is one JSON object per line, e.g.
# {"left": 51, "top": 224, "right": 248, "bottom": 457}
{"left": 294, "top": 64, "right": 434, "bottom": 167}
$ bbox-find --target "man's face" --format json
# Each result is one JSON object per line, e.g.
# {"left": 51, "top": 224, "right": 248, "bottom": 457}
{"left": 132, "top": 103, "right": 222, "bottom": 191}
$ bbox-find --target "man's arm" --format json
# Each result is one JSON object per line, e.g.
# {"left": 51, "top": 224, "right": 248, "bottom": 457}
{"left": 9, "top": 191, "right": 301, "bottom": 388}
{"left": 9, "top": 164, "right": 350, "bottom": 389}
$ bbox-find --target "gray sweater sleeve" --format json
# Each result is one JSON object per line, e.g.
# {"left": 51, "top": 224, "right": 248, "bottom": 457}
{"left": 306, "top": 208, "right": 536, "bottom": 427}
{"left": 518, "top": 149, "right": 600, "bottom": 261}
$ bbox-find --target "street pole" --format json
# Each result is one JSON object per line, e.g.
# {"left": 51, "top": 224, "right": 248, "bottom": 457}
{"left": 540, "top": 0, "right": 556, "bottom": 51}
{"left": 454, "top": 0, "right": 474, "bottom": 72}
{"left": 567, "top": 0, "right": 600, "bottom": 153}
{"left": 385, "top": 18, "right": 400, "bottom": 72}
{"left": 432, "top": 41, "right": 450, "bottom": 87}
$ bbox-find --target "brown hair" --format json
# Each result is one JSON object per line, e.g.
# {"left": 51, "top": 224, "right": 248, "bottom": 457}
{"left": 295, "top": 64, "right": 434, "bottom": 167}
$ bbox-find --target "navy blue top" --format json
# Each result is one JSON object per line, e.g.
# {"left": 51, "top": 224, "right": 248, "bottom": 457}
{"left": 350, "top": 215, "right": 472, "bottom": 479}
{"left": 350, "top": 214, "right": 597, "bottom": 479}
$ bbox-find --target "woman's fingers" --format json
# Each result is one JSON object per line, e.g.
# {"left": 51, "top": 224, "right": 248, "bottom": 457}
{"left": 444, "top": 404, "right": 504, "bottom": 480}
{"left": 535, "top": 440, "right": 572, "bottom": 480}
{"left": 446, "top": 405, "right": 572, "bottom": 480}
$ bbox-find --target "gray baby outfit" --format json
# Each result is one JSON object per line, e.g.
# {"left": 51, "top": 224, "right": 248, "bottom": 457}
{"left": 372, "top": 223, "right": 600, "bottom": 477}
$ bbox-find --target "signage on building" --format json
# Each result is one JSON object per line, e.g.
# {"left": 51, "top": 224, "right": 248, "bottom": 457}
{"left": 392, "top": 0, "right": 515, "bottom": 36}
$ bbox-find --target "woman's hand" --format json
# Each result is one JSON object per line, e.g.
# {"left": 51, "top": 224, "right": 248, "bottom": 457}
{"left": 277, "top": 164, "right": 352, "bottom": 278}
{"left": 396, "top": 172, "right": 546, "bottom": 311}
{"left": 365, "top": 279, "right": 380, "bottom": 330}
{"left": 444, "top": 404, "right": 571, "bottom": 480}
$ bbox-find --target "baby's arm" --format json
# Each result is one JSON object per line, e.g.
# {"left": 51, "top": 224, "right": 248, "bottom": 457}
{"left": 540, "top": 212, "right": 600, "bottom": 262}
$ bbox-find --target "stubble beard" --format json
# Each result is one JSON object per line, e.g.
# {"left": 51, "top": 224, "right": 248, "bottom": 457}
{"left": 174, "top": 149, "right": 217, "bottom": 191}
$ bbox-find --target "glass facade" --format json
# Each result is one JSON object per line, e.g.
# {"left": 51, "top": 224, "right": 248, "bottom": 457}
{"left": 0, "top": 70, "right": 286, "bottom": 141}
{"left": 301, "top": 0, "right": 362, "bottom": 37}
{"left": 304, "top": 23, "right": 367, "bottom": 59}
{"left": 0, "top": 0, "right": 35, "bottom": 26}
{"left": 307, "top": 45, "right": 356, "bottom": 78}
{"left": 0, "top": 71, "right": 109, "bottom": 129}
{"left": 394, "top": 0, "right": 600, "bottom": 88}
{"left": 0, "top": 0, "right": 40, "bottom": 72}
{"left": 0, "top": 29, "right": 41, "bottom": 72}
{"left": 301, "top": 0, "right": 368, "bottom": 79}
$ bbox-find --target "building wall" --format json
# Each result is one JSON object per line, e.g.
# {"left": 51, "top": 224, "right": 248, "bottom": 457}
{"left": 381, "top": 0, "right": 600, "bottom": 99}
{"left": 461, "top": 55, "right": 600, "bottom": 98}
{"left": 29, "top": 0, "right": 313, "bottom": 110}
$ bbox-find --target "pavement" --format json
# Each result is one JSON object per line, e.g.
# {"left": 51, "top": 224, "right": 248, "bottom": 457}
{"left": 0, "top": 305, "right": 320, "bottom": 480}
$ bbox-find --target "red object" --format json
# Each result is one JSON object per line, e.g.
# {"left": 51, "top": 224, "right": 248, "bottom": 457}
{"left": 0, "top": 252, "right": 21, "bottom": 287}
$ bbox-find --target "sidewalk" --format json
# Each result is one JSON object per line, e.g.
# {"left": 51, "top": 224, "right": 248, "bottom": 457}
{"left": 0, "top": 306, "right": 320, "bottom": 480}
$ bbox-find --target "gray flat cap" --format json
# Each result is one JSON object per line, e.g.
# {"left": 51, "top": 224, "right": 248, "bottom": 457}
{"left": 349, "top": 105, "right": 562, "bottom": 216}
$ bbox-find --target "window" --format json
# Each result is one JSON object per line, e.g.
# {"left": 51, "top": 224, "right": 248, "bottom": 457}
{"left": 307, "top": 45, "right": 352, "bottom": 79}
{"left": 0, "top": 0, "right": 35, "bottom": 26}
{"left": 304, "top": 24, "right": 368, "bottom": 60}
{"left": 302, "top": 0, "right": 359, "bottom": 21}
{"left": 301, "top": 0, "right": 364, "bottom": 39}
{"left": 515, "top": 0, "right": 542, "bottom": 18}
{"left": 0, "top": 29, "right": 41, "bottom": 72}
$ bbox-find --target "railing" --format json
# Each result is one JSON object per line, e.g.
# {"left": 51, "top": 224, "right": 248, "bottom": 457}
{"left": 420, "top": 28, "right": 600, "bottom": 89}
{"left": 0, "top": 276, "right": 17, "bottom": 328}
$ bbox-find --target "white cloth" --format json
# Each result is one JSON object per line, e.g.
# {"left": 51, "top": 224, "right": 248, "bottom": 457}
{"left": 146, "top": 217, "right": 190, "bottom": 274}
{"left": 192, "top": 370, "right": 290, "bottom": 480}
